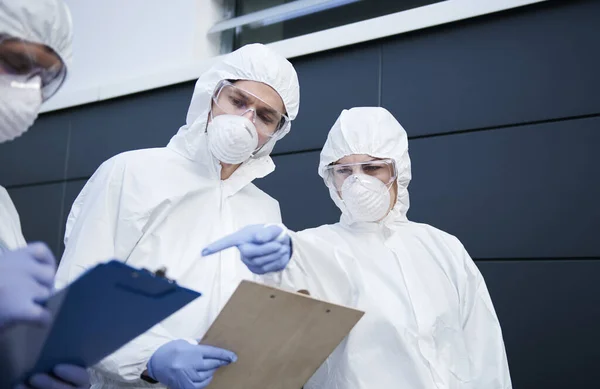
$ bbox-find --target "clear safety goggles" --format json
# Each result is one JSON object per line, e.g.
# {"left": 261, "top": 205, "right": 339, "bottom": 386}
{"left": 0, "top": 36, "right": 66, "bottom": 100}
{"left": 211, "top": 80, "right": 289, "bottom": 138}
{"left": 324, "top": 158, "right": 398, "bottom": 190}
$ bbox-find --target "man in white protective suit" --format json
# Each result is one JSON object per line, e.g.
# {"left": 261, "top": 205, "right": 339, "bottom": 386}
{"left": 0, "top": 1, "right": 89, "bottom": 388}
{"left": 55, "top": 44, "right": 300, "bottom": 389}
{"left": 203, "top": 107, "right": 512, "bottom": 389}
{"left": 0, "top": 0, "right": 71, "bottom": 251}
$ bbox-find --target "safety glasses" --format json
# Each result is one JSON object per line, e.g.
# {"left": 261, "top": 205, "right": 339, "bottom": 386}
{"left": 0, "top": 36, "right": 66, "bottom": 100}
{"left": 324, "top": 158, "right": 398, "bottom": 190}
{"left": 211, "top": 80, "right": 289, "bottom": 138}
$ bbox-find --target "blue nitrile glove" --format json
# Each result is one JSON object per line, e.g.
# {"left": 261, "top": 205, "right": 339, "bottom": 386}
{"left": 16, "top": 364, "right": 90, "bottom": 389}
{"left": 202, "top": 224, "right": 292, "bottom": 274}
{"left": 147, "top": 340, "right": 237, "bottom": 389}
{"left": 0, "top": 242, "right": 56, "bottom": 331}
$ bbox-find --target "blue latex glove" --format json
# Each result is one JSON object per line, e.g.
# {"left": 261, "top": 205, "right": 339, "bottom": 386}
{"left": 202, "top": 224, "right": 291, "bottom": 274}
{"left": 0, "top": 243, "right": 56, "bottom": 330}
{"left": 148, "top": 340, "right": 237, "bottom": 389}
{"left": 15, "top": 364, "right": 90, "bottom": 389}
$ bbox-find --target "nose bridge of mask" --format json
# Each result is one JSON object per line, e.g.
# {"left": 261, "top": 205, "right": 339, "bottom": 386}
{"left": 241, "top": 107, "right": 257, "bottom": 123}
{"left": 3, "top": 73, "right": 42, "bottom": 89}
{"left": 347, "top": 173, "right": 387, "bottom": 192}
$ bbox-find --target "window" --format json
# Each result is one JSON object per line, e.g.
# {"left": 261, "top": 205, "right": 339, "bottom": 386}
{"left": 212, "top": 0, "right": 447, "bottom": 49}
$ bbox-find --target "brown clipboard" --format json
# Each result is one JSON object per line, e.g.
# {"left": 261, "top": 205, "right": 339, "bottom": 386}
{"left": 200, "top": 280, "right": 364, "bottom": 389}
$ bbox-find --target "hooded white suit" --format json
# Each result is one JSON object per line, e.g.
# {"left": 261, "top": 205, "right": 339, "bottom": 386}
{"left": 0, "top": 0, "right": 73, "bottom": 252}
{"left": 55, "top": 44, "right": 300, "bottom": 388}
{"left": 277, "top": 107, "right": 511, "bottom": 389}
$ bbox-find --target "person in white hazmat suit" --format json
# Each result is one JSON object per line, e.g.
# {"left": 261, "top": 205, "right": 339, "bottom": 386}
{"left": 0, "top": 0, "right": 72, "bottom": 250}
{"left": 0, "top": 1, "right": 90, "bottom": 388}
{"left": 203, "top": 107, "right": 512, "bottom": 389}
{"left": 54, "top": 43, "right": 300, "bottom": 389}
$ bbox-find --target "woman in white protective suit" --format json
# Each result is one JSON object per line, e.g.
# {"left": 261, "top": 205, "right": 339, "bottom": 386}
{"left": 0, "top": 1, "right": 89, "bottom": 388}
{"left": 54, "top": 43, "right": 299, "bottom": 389}
{"left": 203, "top": 107, "right": 512, "bottom": 389}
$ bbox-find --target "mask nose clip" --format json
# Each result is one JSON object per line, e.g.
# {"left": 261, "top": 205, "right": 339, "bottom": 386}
{"left": 241, "top": 108, "right": 257, "bottom": 123}
{"left": 348, "top": 174, "right": 364, "bottom": 186}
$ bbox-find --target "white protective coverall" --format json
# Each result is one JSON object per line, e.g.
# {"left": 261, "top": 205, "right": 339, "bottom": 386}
{"left": 0, "top": 187, "right": 26, "bottom": 251}
{"left": 0, "top": 0, "right": 73, "bottom": 252}
{"left": 278, "top": 107, "right": 511, "bottom": 389}
{"left": 55, "top": 44, "right": 299, "bottom": 388}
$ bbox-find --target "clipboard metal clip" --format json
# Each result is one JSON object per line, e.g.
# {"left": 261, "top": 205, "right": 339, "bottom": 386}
{"left": 117, "top": 266, "right": 178, "bottom": 298}
{"left": 153, "top": 267, "right": 169, "bottom": 280}
{"left": 139, "top": 266, "right": 174, "bottom": 283}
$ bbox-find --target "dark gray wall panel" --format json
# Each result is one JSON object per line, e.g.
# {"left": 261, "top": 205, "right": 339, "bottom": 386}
{"left": 255, "top": 151, "right": 341, "bottom": 231}
{"left": 0, "top": 110, "right": 70, "bottom": 187}
{"left": 275, "top": 45, "right": 380, "bottom": 154}
{"left": 66, "top": 83, "right": 194, "bottom": 179}
{"left": 58, "top": 180, "right": 87, "bottom": 257}
{"left": 408, "top": 117, "right": 600, "bottom": 259}
{"left": 477, "top": 259, "right": 600, "bottom": 389}
{"left": 381, "top": 0, "right": 600, "bottom": 137}
{"left": 6, "top": 183, "right": 65, "bottom": 256}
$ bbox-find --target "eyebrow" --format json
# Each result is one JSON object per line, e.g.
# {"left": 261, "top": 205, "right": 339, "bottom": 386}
{"left": 257, "top": 105, "right": 278, "bottom": 117}
{"left": 233, "top": 88, "right": 279, "bottom": 117}
{"left": 231, "top": 89, "right": 250, "bottom": 100}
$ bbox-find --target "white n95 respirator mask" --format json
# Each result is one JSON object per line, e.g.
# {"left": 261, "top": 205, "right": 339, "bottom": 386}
{"left": 0, "top": 76, "right": 43, "bottom": 144}
{"left": 340, "top": 174, "right": 392, "bottom": 222}
{"left": 206, "top": 114, "right": 259, "bottom": 164}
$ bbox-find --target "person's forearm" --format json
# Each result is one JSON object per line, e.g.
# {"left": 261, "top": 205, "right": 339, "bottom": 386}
{"left": 90, "top": 328, "right": 197, "bottom": 385}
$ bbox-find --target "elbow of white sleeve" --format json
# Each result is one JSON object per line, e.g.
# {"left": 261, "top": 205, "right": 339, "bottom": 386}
{"left": 91, "top": 340, "right": 160, "bottom": 384}
{"left": 260, "top": 272, "right": 283, "bottom": 287}
{"left": 281, "top": 248, "right": 312, "bottom": 293}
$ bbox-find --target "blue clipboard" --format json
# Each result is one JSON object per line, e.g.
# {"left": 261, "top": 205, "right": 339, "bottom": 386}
{"left": 0, "top": 260, "right": 201, "bottom": 387}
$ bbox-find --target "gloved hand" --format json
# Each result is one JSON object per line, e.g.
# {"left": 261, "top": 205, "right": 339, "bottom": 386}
{"left": 0, "top": 243, "right": 56, "bottom": 330}
{"left": 202, "top": 224, "right": 291, "bottom": 274}
{"left": 148, "top": 340, "right": 237, "bottom": 389}
{"left": 15, "top": 364, "right": 90, "bottom": 389}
